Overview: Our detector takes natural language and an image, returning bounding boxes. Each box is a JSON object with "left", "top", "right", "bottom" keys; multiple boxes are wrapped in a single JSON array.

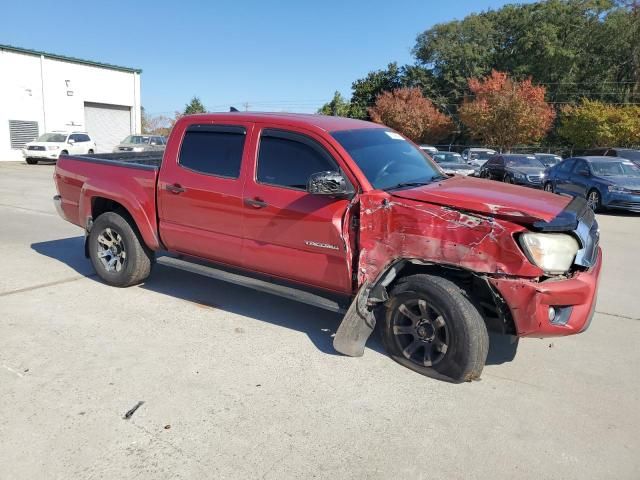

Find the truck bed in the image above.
[
  {"left": 68, "top": 151, "right": 163, "bottom": 170},
  {"left": 54, "top": 153, "right": 160, "bottom": 248}
]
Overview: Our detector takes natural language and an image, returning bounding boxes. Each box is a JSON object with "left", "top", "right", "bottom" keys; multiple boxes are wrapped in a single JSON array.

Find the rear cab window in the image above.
[{"left": 178, "top": 125, "right": 246, "bottom": 178}]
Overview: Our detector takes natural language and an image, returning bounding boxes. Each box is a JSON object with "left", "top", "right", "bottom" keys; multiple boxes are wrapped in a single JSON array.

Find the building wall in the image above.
[{"left": 0, "top": 49, "right": 141, "bottom": 160}]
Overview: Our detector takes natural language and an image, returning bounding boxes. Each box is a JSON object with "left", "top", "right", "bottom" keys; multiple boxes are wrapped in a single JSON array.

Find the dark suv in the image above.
[{"left": 479, "top": 154, "right": 547, "bottom": 188}]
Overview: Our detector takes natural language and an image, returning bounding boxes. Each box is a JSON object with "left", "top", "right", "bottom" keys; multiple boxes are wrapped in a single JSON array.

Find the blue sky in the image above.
[{"left": 2, "top": 0, "right": 525, "bottom": 116}]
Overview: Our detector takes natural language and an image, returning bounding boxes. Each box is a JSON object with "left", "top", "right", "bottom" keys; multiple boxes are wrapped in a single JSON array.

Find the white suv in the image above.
[{"left": 22, "top": 131, "right": 97, "bottom": 164}]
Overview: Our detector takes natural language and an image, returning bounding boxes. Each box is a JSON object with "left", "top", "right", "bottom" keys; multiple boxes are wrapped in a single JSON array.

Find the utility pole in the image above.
[{"left": 243, "top": 102, "right": 250, "bottom": 112}]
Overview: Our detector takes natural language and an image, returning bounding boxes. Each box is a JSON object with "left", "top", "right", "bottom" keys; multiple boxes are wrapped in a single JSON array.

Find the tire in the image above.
[
  {"left": 88, "top": 211, "right": 153, "bottom": 287},
  {"left": 544, "top": 182, "right": 554, "bottom": 193},
  {"left": 504, "top": 175, "right": 513, "bottom": 184},
  {"left": 586, "top": 189, "right": 602, "bottom": 212},
  {"left": 61, "top": 150, "right": 68, "bottom": 156},
  {"left": 379, "top": 274, "right": 489, "bottom": 383},
  {"left": 25, "top": 158, "right": 38, "bottom": 165},
  {"left": 88, "top": 149, "right": 94, "bottom": 154}
]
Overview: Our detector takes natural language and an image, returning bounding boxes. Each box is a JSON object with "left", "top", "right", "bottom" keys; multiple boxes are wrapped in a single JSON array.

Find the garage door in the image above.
[{"left": 84, "top": 102, "right": 132, "bottom": 153}]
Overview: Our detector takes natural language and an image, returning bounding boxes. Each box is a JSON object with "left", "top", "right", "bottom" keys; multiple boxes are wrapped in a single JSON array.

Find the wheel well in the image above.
[
  {"left": 376, "top": 260, "right": 517, "bottom": 335},
  {"left": 86, "top": 197, "right": 138, "bottom": 257}
]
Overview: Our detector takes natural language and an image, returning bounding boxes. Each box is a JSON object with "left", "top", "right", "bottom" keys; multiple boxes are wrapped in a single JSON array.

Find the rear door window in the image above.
[
  {"left": 178, "top": 125, "right": 246, "bottom": 178},
  {"left": 257, "top": 129, "right": 338, "bottom": 190},
  {"left": 558, "top": 159, "right": 576, "bottom": 173}
]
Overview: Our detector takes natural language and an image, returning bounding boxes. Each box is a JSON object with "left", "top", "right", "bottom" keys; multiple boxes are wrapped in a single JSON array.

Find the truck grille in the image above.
[{"left": 527, "top": 175, "right": 542, "bottom": 183}]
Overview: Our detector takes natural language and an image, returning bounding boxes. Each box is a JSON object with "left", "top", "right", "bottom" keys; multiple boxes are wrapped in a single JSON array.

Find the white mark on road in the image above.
[{"left": 2, "top": 365, "right": 24, "bottom": 378}]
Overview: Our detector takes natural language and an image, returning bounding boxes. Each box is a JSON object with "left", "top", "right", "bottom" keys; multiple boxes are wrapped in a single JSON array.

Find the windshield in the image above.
[
  {"left": 433, "top": 152, "right": 463, "bottom": 164},
  {"left": 122, "top": 135, "right": 151, "bottom": 144},
  {"left": 332, "top": 129, "right": 444, "bottom": 190},
  {"left": 591, "top": 161, "right": 640, "bottom": 177},
  {"left": 537, "top": 155, "right": 561, "bottom": 166},
  {"left": 471, "top": 150, "right": 495, "bottom": 160},
  {"left": 618, "top": 150, "right": 640, "bottom": 161},
  {"left": 505, "top": 156, "right": 544, "bottom": 168},
  {"left": 36, "top": 133, "right": 67, "bottom": 142}
]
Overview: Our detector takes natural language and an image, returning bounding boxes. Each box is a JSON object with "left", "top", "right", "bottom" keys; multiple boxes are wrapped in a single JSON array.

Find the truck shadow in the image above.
[{"left": 31, "top": 236, "right": 517, "bottom": 364}]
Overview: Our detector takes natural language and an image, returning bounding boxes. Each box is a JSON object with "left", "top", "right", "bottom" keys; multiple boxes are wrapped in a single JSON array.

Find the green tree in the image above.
[
  {"left": 412, "top": 0, "right": 635, "bottom": 106},
  {"left": 183, "top": 96, "right": 207, "bottom": 115},
  {"left": 559, "top": 99, "right": 640, "bottom": 147},
  {"left": 317, "top": 91, "right": 352, "bottom": 116}
]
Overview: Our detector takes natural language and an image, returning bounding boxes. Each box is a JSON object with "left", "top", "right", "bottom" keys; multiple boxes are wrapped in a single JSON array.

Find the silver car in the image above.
[{"left": 113, "top": 135, "right": 166, "bottom": 153}]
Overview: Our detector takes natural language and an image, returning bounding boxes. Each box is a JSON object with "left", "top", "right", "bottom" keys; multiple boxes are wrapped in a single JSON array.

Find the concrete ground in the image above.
[{"left": 0, "top": 161, "right": 638, "bottom": 480}]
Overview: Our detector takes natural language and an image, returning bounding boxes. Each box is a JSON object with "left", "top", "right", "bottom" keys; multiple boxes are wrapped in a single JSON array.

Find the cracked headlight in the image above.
[{"left": 519, "top": 233, "right": 579, "bottom": 274}]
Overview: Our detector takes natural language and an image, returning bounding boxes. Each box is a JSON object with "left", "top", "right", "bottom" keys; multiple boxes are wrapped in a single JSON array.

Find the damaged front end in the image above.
[{"left": 333, "top": 189, "right": 601, "bottom": 357}]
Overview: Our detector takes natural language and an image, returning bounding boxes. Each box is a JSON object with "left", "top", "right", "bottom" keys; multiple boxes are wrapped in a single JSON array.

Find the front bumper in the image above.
[
  {"left": 512, "top": 177, "right": 543, "bottom": 189},
  {"left": 23, "top": 149, "right": 60, "bottom": 159},
  {"left": 603, "top": 191, "right": 640, "bottom": 212},
  {"left": 489, "top": 248, "right": 602, "bottom": 337}
]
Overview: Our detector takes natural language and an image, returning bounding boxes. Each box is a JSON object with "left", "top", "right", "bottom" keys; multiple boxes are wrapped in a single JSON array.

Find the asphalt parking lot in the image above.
[{"left": 1, "top": 161, "right": 639, "bottom": 479}]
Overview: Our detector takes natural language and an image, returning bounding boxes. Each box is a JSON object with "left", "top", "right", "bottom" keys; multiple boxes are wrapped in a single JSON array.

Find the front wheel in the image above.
[
  {"left": 586, "top": 189, "right": 602, "bottom": 212},
  {"left": 25, "top": 158, "right": 38, "bottom": 165},
  {"left": 88, "top": 211, "right": 153, "bottom": 287},
  {"left": 379, "top": 274, "right": 489, "bottom": 383},
  {"left": 504, "top": 175, "right": 513, "bottom": 184},
  {"left": 544, "top": 182, "right": 554, "bottom": 193}
]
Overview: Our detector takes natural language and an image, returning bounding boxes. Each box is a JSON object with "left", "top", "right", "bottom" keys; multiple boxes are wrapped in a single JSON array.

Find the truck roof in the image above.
[{"left": 182, "top": 112, "right": 381, "bottom": 132}]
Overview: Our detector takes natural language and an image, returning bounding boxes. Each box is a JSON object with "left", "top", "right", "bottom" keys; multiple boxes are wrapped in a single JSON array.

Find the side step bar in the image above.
[{"left": 156, "top": 256, "right": 347, "bottom": 314}]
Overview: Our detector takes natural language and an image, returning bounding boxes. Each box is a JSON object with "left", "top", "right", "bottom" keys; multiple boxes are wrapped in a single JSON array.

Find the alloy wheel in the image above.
[
  {"left": 390, "top": 298, "right": 449, "bottom": 367},
  {"left": 96, "top": 227, "right": 127, "bottom": 273}
]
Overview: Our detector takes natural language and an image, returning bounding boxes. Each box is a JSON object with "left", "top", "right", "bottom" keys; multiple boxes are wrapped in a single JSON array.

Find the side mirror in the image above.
[
  {"left": 68, "top": 139, "right": 75, "bottom": 144},
  {"left": 307, "top": 171, "right": 353, "bottom": 198}
]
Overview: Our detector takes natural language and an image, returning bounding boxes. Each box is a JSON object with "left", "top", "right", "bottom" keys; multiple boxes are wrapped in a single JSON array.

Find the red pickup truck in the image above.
[{"left": 53, "top": 113, "right": 602, "bottom": 382}]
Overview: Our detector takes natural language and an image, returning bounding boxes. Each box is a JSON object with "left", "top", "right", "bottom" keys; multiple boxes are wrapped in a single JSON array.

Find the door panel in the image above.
[
  {"left": 242, "top": 127, "right": 353, "bottom": 293},
  {"left": 158, "top": 123, "right": 253, "bottom": 266}
]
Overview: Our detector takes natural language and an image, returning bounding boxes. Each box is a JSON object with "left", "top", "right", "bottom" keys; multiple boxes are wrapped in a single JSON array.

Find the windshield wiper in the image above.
[{"left": 384, "top": 176, "right": 446, "bottom": 191}]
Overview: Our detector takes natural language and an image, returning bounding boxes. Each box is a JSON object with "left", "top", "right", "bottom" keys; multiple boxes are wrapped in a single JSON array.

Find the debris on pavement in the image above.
[{"left": 123, "top": 401, "right": 145, "bottom": 420}]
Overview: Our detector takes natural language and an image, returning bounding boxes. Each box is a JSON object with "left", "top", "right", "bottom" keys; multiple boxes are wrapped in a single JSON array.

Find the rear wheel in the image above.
[
  {"left": 379, "top": 274, "right": 489, "bottom": 383},
  {"left": 587, "top": 189, "right": 602, "bottom": 212},
  {"left": 88, "top": 211, "right": 153, "bottom": 287},
  {"left": 25, "top": 158, "right": 38, "bottom": 165}
]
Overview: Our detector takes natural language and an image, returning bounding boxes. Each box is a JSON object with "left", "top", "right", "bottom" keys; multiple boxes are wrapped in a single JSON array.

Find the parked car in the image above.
[
  {"left": 544, "top": 156, "right": 640, "bottom": 212},
  {"left": 419, "top": 144, "right": 438, "bottom": 155},
  {"left": 432, "top": 152, "right": 476, "bottom": 176},
  {"left": 462, "top": 148, "right": 497, "bottom": 168},
  {"left": 479, "top": 154, "right": 546, "bottom": 188},
  {"left": 22, "top": 131, "right": 96, "bottom": 164},
  {"left": 535, "top": 153, "right": 563, "bottom": 167},
  {"left": 583, "top": 147, "right": 640, "bottom": 167},
  {"left": 113, "top": 135, "right": 166, "bottom": 153},
  {"left": 52, "top": 113, "right": 601, "bottom": 383}
]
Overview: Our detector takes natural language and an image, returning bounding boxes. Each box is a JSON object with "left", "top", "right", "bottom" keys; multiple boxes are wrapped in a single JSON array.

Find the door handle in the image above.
[
  {"left": 244, "top": 197, "right": 268, "bottom": 209},
  {"left": 166, "top": 183, "right": 185, "bottom": 194}
]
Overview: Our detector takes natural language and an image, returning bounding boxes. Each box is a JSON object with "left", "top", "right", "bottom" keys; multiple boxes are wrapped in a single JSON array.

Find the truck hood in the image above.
[{"left": 391, "top": 175, "right": 570, "bottom": 223}]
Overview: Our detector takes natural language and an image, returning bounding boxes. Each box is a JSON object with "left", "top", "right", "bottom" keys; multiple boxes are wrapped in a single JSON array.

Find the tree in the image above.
[
  {"left": 317, "top": 91, "right": 352, "bottom": 117},
  {"left": 368, "top": 87, "right": 454, "bottom": 143},
  {"left": 183, "top": 96, "right": 206, "bottom": 115},
  {"left": 412, "top": 1, "right": 636, "bottom": 106},
  {"left": 558, "top": 99, "right": 640, "bottom": 147},
  {"left": 458, "top": 71, "right": 555, "bottom": 151}
]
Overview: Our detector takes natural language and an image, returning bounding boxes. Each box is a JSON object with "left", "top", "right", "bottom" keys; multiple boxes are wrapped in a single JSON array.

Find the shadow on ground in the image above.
[{"left": 31, "top": 236, "right": 518, "bottom": 364}]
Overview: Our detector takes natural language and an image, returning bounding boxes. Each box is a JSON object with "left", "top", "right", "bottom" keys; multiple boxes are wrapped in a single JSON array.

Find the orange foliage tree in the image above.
[
  {"left": 368, "top": 87, "right": 454, "bottom": 143},
  {"left": 458, "top": 70, "right": 555, "bottom": 151}
]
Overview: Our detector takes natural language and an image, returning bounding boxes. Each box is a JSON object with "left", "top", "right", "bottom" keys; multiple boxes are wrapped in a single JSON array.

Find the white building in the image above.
[{"left": 0, "top": 44, "right": 141, "bottom": 161}]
